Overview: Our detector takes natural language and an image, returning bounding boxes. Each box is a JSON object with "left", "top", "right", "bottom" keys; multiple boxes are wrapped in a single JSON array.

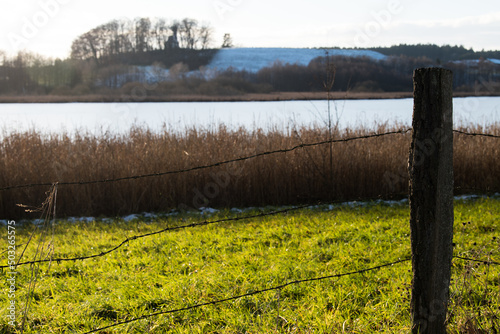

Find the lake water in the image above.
[{"left": 1, "top": 97, "right": 499, "bottom": 136}]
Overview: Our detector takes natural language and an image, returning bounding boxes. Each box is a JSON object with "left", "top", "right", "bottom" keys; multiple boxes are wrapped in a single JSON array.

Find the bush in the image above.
[
  {"left": 50, "top": 86, "right": 73, "bottom": 96},
  {"left": 352, "top": 80, "right": 383, "bottom": 93},
  {"left": 120, "top": 82, "right": 152, "bottom": 100},
  {"left": 71, "top": 84, "right": 92, "bottom": 95}
]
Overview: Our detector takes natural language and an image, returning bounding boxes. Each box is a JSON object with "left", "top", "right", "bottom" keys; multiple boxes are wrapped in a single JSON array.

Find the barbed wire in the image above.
[
  {"left": 81, "top": 257, "right": 411, "bottom": 334},
  {"left": 453, "top": 129, "right": 500, "bottom": 139},
  {"left": 2, "top": 125, "right": 498, "bottom": 333},
  {"left": 0, "top": 129, "right": 411, "bottom": 192},
  {"left": 0, "top": 129, "right": 497, "bottom": 193},
  {"left": 3, "top": 195, "right": 412, "bottom": 269},
  {"left": 4, "top": 200, "right": 497, "bottom": 331},
  {"left": 78, "top": 253, "right": 498, "bottom": 333},
  {"left": 0, "top": 203, "right": 323, "bottom": 269},
  {"left": 3, "top": 189, "right": 496, "bottom": 270},
  {"left": 453, "top": 255, "right": 500, "bottom": 266}
]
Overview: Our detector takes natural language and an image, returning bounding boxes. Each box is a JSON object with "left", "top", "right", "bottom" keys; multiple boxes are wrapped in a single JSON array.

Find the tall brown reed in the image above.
[{"left": 0, "top": 123, "right": 498, "bottom": 219}]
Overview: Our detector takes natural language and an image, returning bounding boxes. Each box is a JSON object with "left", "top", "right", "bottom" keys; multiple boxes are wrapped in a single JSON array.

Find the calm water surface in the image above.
[{"left": 0, "top": 97, "right": 499, "bottom": 136}]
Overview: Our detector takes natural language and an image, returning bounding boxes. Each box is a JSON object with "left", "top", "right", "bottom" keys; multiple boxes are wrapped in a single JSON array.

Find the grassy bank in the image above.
[
  {"left": 0, "top": 123, "right": 499, "bottom": 219},
  {"left": 0, "top": 199, "right": 498, "bottom": 333},
  {"left": 1, "top": 91, "right": 499, "bottom": 103},
  {"left": 0, "top": 92, "right": 413, "bottom": 103}
]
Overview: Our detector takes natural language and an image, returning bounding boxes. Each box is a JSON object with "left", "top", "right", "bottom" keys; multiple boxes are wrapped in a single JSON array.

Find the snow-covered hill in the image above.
[
  {"left": 206, "top": 47, "right": 388, "bottom": 72},
  {"left": 104, "top": 48, "right": 500, "bottom": 87}
]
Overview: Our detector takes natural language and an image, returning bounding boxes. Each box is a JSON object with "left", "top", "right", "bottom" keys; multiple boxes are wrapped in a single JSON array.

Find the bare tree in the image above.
[
  {"left": 135, "top": 18, "right": 152, "bottom": 52},
  {"left": 169, "top": 62, "right": 188, "bottom": 80},
  {"left": 179, "top": 18, "right": 198, "bottom": 49},
  {"left": 71, "top": 31, "right": 99, "bottom": 61},
  {"left": 0, "top": 50, "right": 5, "bottom": 66},
  {"left": 199, "top": 25, "right": 213, "bottom": 49},
  {"left": 117, "top": 19, "right": 134, "bottom": 53},
  {"left": 152, "top": 18, "right": 168, "bottom": 50},
  {"left": 70, "top": 16, "right": 213, "bottom": 61},
  {"left": 222, "top": 33, "right": 233, "bottom": 48}
]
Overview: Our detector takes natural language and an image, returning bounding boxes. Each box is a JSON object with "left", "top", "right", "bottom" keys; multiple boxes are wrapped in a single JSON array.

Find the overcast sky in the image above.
[{"left": 1, "top": 0, "right": 500, "bottom": 59}]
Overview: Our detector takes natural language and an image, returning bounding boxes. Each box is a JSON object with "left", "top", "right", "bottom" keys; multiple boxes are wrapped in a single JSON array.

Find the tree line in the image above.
[
  {"left": 368, "top": 44, "right": 500, "bottom": 63},
  {"left": 71, "top": 17, "right": 214, "bottom": 65},
  {"left": 0, "top": 17, "right": 217, "bottom": 95},
  {"left": 249, "top": 54, "right": 500, "bottom": 93},
  {"left": 0, "top": 51, "right": 81, "bottom": 95},
  {"left": 99, "top": 54, "right": 500, "bottom": 97},
  {"left": 1, "top": 37, "right": 500, "bottom": 97}
]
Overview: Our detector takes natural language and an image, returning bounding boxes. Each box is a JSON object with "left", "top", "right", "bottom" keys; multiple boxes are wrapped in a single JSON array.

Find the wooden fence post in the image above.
[{"left": 409, "top": 68, "right": 454, "bottom": 334}]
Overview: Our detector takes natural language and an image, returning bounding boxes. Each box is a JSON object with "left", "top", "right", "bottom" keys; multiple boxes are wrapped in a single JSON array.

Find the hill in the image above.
[
  {"left": 206, "top": 48, "right": 387, "bottom": 72},
  {"left": 2, "top": 44, "right": 500, "bottom": 98}
]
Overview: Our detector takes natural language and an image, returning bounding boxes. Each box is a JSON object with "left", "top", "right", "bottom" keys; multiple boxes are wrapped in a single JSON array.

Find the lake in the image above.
[{"left": 1, "top": 97, "right": 499, "bottom": 136}]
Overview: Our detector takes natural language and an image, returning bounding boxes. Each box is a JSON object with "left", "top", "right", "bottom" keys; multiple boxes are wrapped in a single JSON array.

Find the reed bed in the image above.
[{"left": 0, "top": 123, "right": 499, "bottom": 219}]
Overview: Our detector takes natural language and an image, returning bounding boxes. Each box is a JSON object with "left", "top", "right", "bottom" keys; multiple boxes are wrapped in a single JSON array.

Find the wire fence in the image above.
[
  {"left": 453, "top": 129, "right": 500, "bottom": 138},
  {"left": 81, "top": 258, "right": 413, "bottom": 334},
  {"left": 0, "top": 128, "right": 498, "bottom": 192},
  {"left": 79, "top": 254, "right": 499, "bottom": 334},
  {"left": 3, "top": 203, "right": 315, "bottom": 269},
  {"left": 0, "top": 129, "right": 411, "bottom": 191},
  {"left": 1, "top": 126, "right": 499, "bottom": 333}
]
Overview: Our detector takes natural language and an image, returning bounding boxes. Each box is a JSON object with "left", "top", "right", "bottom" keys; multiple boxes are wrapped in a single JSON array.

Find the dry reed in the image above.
[{"left": 0, "top": 123, "right": 498, "bottom": 219}]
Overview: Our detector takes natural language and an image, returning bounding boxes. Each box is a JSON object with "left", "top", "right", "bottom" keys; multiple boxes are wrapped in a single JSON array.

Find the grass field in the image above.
[{"left": 1, "top": 197, "right": 498, "bottom": 333}]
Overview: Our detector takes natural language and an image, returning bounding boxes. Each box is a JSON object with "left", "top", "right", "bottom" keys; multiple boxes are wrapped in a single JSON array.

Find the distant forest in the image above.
[
  {"left": 241, "top": 53, "right": 500, "bottom": 93},
  {"left": 1, "top": 17, "right": 500, "bottom": 98},
  {"left": 368, "top": 44, "right": 500, "bottom": 63}
]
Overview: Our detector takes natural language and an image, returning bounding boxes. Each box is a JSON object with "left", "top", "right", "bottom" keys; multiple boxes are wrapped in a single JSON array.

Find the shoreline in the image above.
[{"left": 0, "top": 91, "right": 498, "bottom": 103}]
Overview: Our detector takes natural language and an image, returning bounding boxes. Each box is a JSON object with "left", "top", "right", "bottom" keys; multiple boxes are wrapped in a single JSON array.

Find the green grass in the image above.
[{"left": 1, "top": 198, "right": 499, "bottom": 333}]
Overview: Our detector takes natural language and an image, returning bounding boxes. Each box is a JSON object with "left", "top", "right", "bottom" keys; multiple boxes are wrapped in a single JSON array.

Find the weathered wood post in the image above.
[{"left": 409, "top": 68, "right": 454, "bottom": 334}]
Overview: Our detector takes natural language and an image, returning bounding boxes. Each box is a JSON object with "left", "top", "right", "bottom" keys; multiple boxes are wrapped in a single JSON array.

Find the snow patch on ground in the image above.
[
  {"left": 67, "top": 217, "right": 96, "bottom": 223},
  {"left": 230, "top": 208, "right": 243, "bottom": 214},
  {"left": 207, "top": 47, "right": 388, "bottom": 73},
  {"left": 7, "top": 193, "right": 498, "bottom": 225},
  {"left": 316, "top": 198, "right": 409, "bottom": 212},
  {"left": 199, "top": 207, "right": 219, "bottom": 215},
  {"left": 455, "top": 193, "right": 500, "bottom": 201},
  {"left": 103, "top": 49, "right": 500, "bottom": 87},
  {"left": 487, "top": 58, "right": 500, "bottom": 65},
  {"left": 450, "top": 58, "right": 500, "bottom": 66},
  {"left": 123, "top": 214, "right": 140, "bottom": 222}
]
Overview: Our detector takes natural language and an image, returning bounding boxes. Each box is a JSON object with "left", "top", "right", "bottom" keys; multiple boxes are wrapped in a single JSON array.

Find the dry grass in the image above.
[
  {"left": 0, "top": 123, "right": 499, "bottom": 219},
  {"left": 0, "top": 92, "right": 412, "bottom": 103},
  {"left": 4, "top": 91, "right": 500, "bottom": 103},
  {"left": 1, "top": 92, "right": 499, "bottom": 103},
  {"left": 454, "top": 126, "right": 500, "bottom": 194}
]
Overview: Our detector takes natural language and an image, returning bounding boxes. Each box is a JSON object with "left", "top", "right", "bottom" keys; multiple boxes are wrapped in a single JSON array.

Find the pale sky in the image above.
[{"left": 1, "top": 0, "right": 500, "bottom": 59}]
